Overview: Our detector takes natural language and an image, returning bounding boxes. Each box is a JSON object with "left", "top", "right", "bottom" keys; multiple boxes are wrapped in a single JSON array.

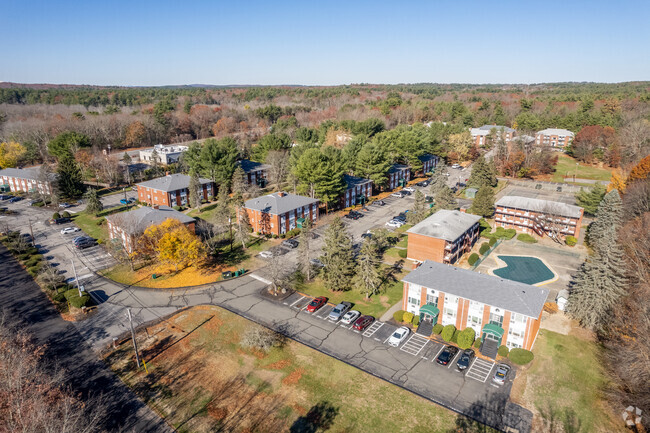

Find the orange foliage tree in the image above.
[
  {"left": 627, "top": 155, "right": 650, "bottom": 184},
  {"left": 124, "top": 121, "right": 146, "bottom": 147}
]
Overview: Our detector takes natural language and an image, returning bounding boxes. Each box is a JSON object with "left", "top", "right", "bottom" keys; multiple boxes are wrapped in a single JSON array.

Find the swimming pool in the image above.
[{"left": 492, "top": 255, "right": 555, "bottom": 285}]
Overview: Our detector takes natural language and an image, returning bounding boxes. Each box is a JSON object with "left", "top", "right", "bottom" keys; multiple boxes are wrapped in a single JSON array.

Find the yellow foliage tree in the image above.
[
  {"left": 447, "top": 132, "right": 473, "bottom": 162},
  {"left": 608, "top": 170, "right": 626, "bottom": 193},
  {"left": 140, "top": 219, "right": 206, "bottom": 271},
  {"left": 0, "top": 141, "right": 26, "bottom": 168}
]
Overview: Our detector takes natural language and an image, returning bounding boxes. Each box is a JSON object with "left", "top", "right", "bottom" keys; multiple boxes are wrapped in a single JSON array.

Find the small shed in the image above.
[
  {"left": 465, "top": 188, "right": 478, "bottom": 198},
  {"left": 556, "top": 289, "right": 570, "bottom": 311}
]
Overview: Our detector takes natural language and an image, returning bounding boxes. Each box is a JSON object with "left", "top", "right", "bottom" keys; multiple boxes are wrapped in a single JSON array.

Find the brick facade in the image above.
[{"left": 137, "top": 182, "right": 213, "bottom": 207}]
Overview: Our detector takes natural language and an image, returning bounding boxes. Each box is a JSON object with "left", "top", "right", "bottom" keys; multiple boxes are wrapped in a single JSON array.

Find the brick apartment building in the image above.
[
  {"left": 470, "top": 125, "right": 515, "bottom": 147},
  {"left": 238, "top": 159, "right": 271, "bottom": 187},
  {"left": 139, "top": 144, "right": 188, "bottom": 165},
  {"left": 402, "top": 260, "right": 548, "bottom": 351},
  {"left": 406, "top": 210, "right": 481, "bottom": 265},
  {"left": 341, "top": 174, "right": 373, "bottom": 208},
  {"left": 418, "top": 153, "right": 439, "bottom": 175},
  {"left": 106, "top": 205, "right": 196, "bottom": 253},
  {"left": 495, "top": 196, "right": 584, "bottom": 239},
  {"left": 387, "top": 164, "right": 410, "bottom": 190},
  {"left": 242, "top": 191, "right": 319, "bottom": 236},
  {"left": 0, "top": 167, "right": 55, "bottom": 195},
  {"left": 136, "top": 173, "right": 214, "bottom": 207},
  {"left": 535, "top": 128, "right": 574, "bottom": 148}
]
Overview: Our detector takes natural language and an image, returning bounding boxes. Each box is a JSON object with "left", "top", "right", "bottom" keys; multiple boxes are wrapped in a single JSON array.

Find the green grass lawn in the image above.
[
  {"left": 550, "top": 154, "right": 613, "bottom": 183},
  {"left": 72, "top": 204, "right": 134, "bottom": 242},
  {"left": 296, "top": 266, "right": 405, "bottom": 318},
  {"left": 395, "top": 235, "right": 408, "bottom": 248},
  {"left": 517, "top": 329, "right": 622, "bottom": 432}
]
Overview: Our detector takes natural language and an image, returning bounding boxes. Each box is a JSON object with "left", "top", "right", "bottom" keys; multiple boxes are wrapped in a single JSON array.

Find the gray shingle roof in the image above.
[
  {"left": 238, "top": 159, "right": 271, "bottom": 173},
  {"left": 478, "top": 124, "right": 515, "bottom": 133},
  {"left": 106, "top": 205, "right": 195, "bottom": 235},
  {"left": 244, "top": 192, "right": 319, "bottom": 215},
  {"left": 343, "top": 174, "right": 372, "bottom": 189},
  {"left": 388, "top": 164, "right": 409, "bottom": 174},
  {"left": 536, "top": 128, "right": 574, "bottom": 137},
  {"left": 402, "top": 260, "right": 549, "bottom": 318},
  {"left": 0, "top": 166, "right": 56, "bottom": 182},
  {"left": 496, "top": 196, "right": 583, "bottom": 218},
  {"left": 418, "top": 153, "right": 437, "bottom": 162},
  {"left": 407, "top": 210, "right": 481, "bottom": 242},
  {"left": 136, "top": 173, "right": 212, "bottom": 192}
]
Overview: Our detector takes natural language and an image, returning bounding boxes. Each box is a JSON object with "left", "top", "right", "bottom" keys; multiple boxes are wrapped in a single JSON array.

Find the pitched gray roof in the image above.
[
  {"left": 407, "top": 210, "right": 481, "bottom": 242},
  {"left": 388, "top": 164, "right": 409, "bottom": 173},
  {"left": 402, "top": 260, "right": 549, "bottom": 318},
  {"left": 478, "top": 124, "right": 515, "bottom": 133},
  {"left": 496, "top": 196, "right": 583, "bottom": 219},
  {"left": 536, "top": 128, "right": 574, "bottom": 137},
  {"left": 344, "top": 174, "right": 372, "bottom": 189},
  {"left": 238, "top": 159, "right": 271, "bottom": 173},
  {"left": 136, "top": 173, "right": 212, "bottom": 192},
  {"left": 106, "top": 205, "right": 195, "bottom": 235},
  {"left": 0, "top": 166, "right": 56, "bottom": 182},
  {"left": 244, "top": 192, "right": 319, "bottom": 215},
  {"left": 418, "top": 153, "right": 437, "bottom": 162}
]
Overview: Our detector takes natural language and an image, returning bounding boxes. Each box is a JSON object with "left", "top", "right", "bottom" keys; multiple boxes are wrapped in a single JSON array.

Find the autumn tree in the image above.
[
  {"left": 297, "top": 218, "right": 313, "bottom": 281},
  {"left": 140, "top": 218, "right": 206, "bottom": 271},
  {"left": 234, "top": 206, "right": 252, "bottom": 250},
  {"left": 446, "top": 131, "right": 473, "bottom": 162},
  {"left": 626, "top": 154, "right": 650, "bottom": 185},
  {"left": 265, "top": 150, "right": 290, "bottom": 191},
  {"left": 124, "top": 121, "right": 147, "bottom": 147},
  {"left": 571, "top": 125, "right": 617, "bottom": 165},
  {"left": 320, "top": 217, "right": 356, "bottom": 291},
  {"left": 0, "top": 141, "right": 26, "bottom": 168}
]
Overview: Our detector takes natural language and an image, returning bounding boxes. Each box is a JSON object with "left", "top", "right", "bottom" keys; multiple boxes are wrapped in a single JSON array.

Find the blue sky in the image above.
[{"left": 2, "top": 0, "right": 649, "bottom": 86}]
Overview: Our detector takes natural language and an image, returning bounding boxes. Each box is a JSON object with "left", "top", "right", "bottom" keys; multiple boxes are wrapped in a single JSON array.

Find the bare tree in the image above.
[
  {"left": 265, "top": 150, "right": 289, "bottom": 191},
  {"left": 537, "top": 203, "right": 572, "bottom": 243}
]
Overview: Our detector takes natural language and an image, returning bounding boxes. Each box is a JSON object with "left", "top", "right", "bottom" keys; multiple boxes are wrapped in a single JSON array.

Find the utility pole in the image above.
[
  {"left": 228, "top": 217, "right": 233, "bottom": 251},
  {"left": 71, "top": 258, "right": 83, "bottom": 297},
  {"left": 28, "top": 219, "right": 35, "bottom": 247},
  {"left": 126, "top": 308, "right": 141, "bottom": 368}
]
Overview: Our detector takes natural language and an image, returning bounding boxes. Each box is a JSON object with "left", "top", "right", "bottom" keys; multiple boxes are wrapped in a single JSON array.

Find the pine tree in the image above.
[
  {"left": 429, "top": 159, "right": 448, "bottom": 195},
  {"left": 575, "top": 183, "right": 606, "bottom": 216},
  {"left": 408, "top": 190, "right": 428, "bottom": 224},
  {"left": 122, "top": 152, "right": 132, "bottom": 185},
  {"left": 211, "top": 186, "right": 231, "bottom": 238},
  {"left": 588, "top": 189, "right": 622, "bottom": 246},
  {"left": 433, "top": 185, "right": 456, "bottom": 211},
  {"left": 188, "top": 169, "right": 201, "bottom": 210},
  {"left": 468, "top": 156, "right": 497, "bottom": 188},
  {"left": 469, "top": 186, "right": 495, "bottom": 217},
  {"left": 297, "top": 218, "right": 313, "bottom": 280},
  {"left": 355, "top": 239, "right": 382, "bottom": 299},
  {"left": 321, "top": 217, "right": 356, "bottom": 291},
  {"left": 57, "top": 152, "right": 84, "bottom": 199},
  {"left": 84, "top": 188, "right": 103, "bottom": 216},
  {"left": 231, "top": 166, "right": 248, "bottom": 198}
]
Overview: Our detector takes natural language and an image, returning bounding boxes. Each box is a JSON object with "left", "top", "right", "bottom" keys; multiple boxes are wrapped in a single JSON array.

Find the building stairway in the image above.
[
  {"left": 480, "top": 338, "right": 499, "bottom": 359},
  {"left": 416, "top": 320, "right": 433, "bottom": 336}
]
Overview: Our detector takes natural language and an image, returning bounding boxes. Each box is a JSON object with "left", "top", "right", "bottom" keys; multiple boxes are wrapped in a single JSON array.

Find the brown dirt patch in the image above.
[
  {"left": 282, "top": 368, "right": 304, "bottom": 385},
  {"left": 380, "top": 295, "right": 390, "bottom": 307},
  {"left": 207, "top": 403, "right": 228, "bottom": 420},
  {"left": 263, "top": 359, "right": 291, "bottom": 370},
  {"left": 291, "top": 403, "right": 308, "bottom": 416}
]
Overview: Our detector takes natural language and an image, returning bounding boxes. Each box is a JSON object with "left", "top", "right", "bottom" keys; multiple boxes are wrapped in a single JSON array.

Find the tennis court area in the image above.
[{"left": 492, "top": 255, "right": 556, "bottom": 285}]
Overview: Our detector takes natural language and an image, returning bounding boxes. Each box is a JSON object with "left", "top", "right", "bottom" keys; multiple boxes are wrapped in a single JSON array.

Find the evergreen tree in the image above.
[
  {"left": 589, "top": 190, "right": 623, "bottom": 249},
  {"left": 320, "top": 217, "right": 356, "bottom": 291},
  {"left": 188, "top": 169, "right": 201, "bottom": 210},
  {"left": 575, "top": 183, "right": 607, "bottom": 216},
  {"left": 355, "top": 143, "right": 390, "bottom": 189},
  {"left": 469, "top": 186, "right": 495, "bottom": 217},
  {"left": 57, "top": 152, "right": 84, "bottom": 199},
  {"left": 433, "top": 185, "right": 457, "bottom": 211},
  {"left": 408, "top": 190, "right": 428, "bottom": 224},
  {"left": 231, "top": 166, "right": 248, "bottom": 198},
  {"left": 428, "top": 159, "right": 448, "bottom": 196},
  {"left": 355, "top": 239, "right": 382, "bottom": 299},
  {"left": 122, "top": 152, "right": 132, "bottom": 185},
  {"left": 297, "top": 218, "right": 313, "bottom": 280},
  {"left": 84, "top": 188, "right": 103, "bottom": 216},
  {"left": 468, "top": 155, "right": 498, "bottom": 188},
  {"left": 211, "top": 186, "right": 231, "bottom": 238}
]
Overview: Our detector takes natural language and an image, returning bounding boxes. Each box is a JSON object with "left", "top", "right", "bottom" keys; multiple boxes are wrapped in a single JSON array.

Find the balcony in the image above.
[{"left": 445, "top": 244, "right": 452, "bottom": 251}]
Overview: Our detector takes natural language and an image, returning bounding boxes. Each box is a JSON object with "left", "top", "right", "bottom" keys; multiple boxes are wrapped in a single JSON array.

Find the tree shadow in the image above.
[
  {"left": 450, "top": 392, "right": 532, "bottom": 433},
  {"left": 289, "top": 401, "right": 339, "bottom": 433}
]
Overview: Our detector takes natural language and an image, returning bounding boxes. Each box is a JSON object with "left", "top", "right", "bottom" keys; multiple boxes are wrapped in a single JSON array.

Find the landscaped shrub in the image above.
[
  {"left": 473, "top": 338, "right": 482, "bottom": 349},
  {"left": 468, "top": 253, "right": 480, "bottom": 266},
  {"left": 412, "top": 316, "right": 420, "bottom": 326},
  {"left": 398, "top": 249, "right": 407, "bottom": 258},
  {"left": 489, "top": 237, "right": 497, "bottom": 247},
  {"left": 52, "top": 292, "right": 65, "bottom": 303},
  {"left": 451, "top": 329, "right": 460, "bottom": 343},
  {"left": 441, "top": 324, "right": 456, "bottom": 342},
  {"left": 432, "top": 324, "right": 444, "bottom": 335},
  {"left": 565, "top": 236, "right": 577, "bottom": 246},
  {"left": 393, "top": 310, "right": 405, "bottom": 322},
  {"left": 479, "top": 218, "right": 492, "bottom": 237},
  {"left": 497, "top": 345, "right": 509, "bottom": 357},
  {"left": 402, "top": 312, "right": 414, "bottom": 324},
  {"left": 503, "top": 228, "right": 516, "bottom": 239},
  {"left": 479, "top": 242, "right": 490, "bottom": 255},
  {"left": 173, "top": 206, "right": 181, "bottom": 211},
  {"left": 457, "top": 328, "right": 476, "bottom": 350},
  {"left": 52, "top": 212, "right": 61, "bottom": 220},
  {"left": 64, "top": 288, "right": 90, "bottom": 309},
  {"left": 517, "top": 233, "right": 538, "bottom": 244},
  {"left": 61, "top": 211, "right": 71, "bottom": 218},
  {"left": 509, "top": 348, "right": 534, "bottom": 365}
]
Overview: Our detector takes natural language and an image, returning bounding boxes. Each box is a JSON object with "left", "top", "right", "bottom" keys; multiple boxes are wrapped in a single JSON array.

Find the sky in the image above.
[{"left": 2, "top": 0, "right": 649, "bottom": 86}]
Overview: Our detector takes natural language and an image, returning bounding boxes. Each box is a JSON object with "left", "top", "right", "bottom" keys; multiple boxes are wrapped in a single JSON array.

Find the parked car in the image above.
[
  {"left": 403, "top": 186, "right": 415, "bottom": 192},
  {"left": 436, "top": 345, "right": 460, "bottom": 365},
  {"left": 361, "top": 231, "right": 372, "bottom": 240},
  {"left": 53, "top": 217, "right": 71, "bottom": 225},
  {"left": 456, "top": 349, "right": 475, "bottom": 371},
  {"left": 73, "top": 236, "right": 89, "bottom": 244},
  {"left": 306, "top": 296, "right": 328, "bottom": 313},
  {"left": 492, "top": 363, "right": 511, "bottom": 385},
  {"left": 131, "top": 186, "right": 137, "bottom": 191},
  {"left": 344, "top": 212, "right": 359, "bottom": 220},
  {"left": 351, "top": 210, "right": 363, "bottom": 218},
  {"left": 451, "top": 164, "right": 461, "bottom": 169},
  {"left": 29, "top": 198, "right": 43, "bottom": 206},
  {"left": 259, "top": 250, "right": 273, "bottom": 259},
  {"left": 0, "top": 194, "right": 10, "bottom": 201},
  {"left": 387, "top": 326, "right": 410, "bottom": 347},
  {"left": 59, "top": 202, "right": 73, "bottom": 208},
  {"left": 556, "top": 186, "right": 562, "bottom": 192},
  {"left": 119, "top": 198, "right": 130, "bottom": 205},
  {"left": 75, "top": 238, "right": 96, "bottom": 249},
  {"left": 73, "top": 236, "right": 93, "bottom": 246},
  {"left": 328, "top": 302, "right": 352, "bottom": 321},
  {"left": 282, "top": 238, "right": 299, "bottom": 249},
  {"left": 61, "top": 227, "right": 81, "bottom": 235},
  {"left": 373, "top": 199, "right": 385, "bottom": 206},
  {"left": 353, "top": 315, "right": 375, "bottom": 331},
  {"left": 341, "top": 310, "right": 360, "bottom": 325},
  {"left": 309, "top": 258, "right": 325, "bottom": 268},
  {"left": 385, "top": 219, "right": 404, "bottom": 228},
  {"left": 391, "top": 191, "right": 405, "bottom": 198},
  {"left": 9, "top": 196, "right": 23, "bottom": 203}
]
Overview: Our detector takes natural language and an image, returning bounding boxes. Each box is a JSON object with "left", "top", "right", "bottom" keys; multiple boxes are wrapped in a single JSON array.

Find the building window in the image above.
[
  {"left": 426, "top": 293, "right": 438, "bottom": 305},
  {"left": 489, "top": 311, "right": 504, "bottom": 327},
  {"left": 408, "top": 296, "right": 419, "bottom": 306}
]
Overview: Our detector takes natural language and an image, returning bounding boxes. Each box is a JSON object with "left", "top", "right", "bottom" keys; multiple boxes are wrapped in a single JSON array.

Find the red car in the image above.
[
  {"left": 306, "top": 296, "right": 328, "bottom": 313},
  {"left": 353, "top": 315, "right": 375, "bottom": 331}
]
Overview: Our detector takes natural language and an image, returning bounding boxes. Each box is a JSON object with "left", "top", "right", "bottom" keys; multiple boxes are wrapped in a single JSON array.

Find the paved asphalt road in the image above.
[{"left": 0, "top": 245, "right": 173, "bottom": 433}]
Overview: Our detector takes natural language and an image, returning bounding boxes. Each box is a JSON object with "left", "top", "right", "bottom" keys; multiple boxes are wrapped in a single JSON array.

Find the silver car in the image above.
[
  {"left": 328, "top": 302, "right": 352, "bottom": 321},
  {"left": 340, "top": 310, "right": 361, "bottom": 325},
  {"left": 492, "top": 363, "right": 511, "bottom": 385}
]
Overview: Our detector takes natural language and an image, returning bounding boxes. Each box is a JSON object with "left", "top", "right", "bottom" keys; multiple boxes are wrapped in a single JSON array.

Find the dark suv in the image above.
[{"left": 75, "top": 238, "right": 96, "bottom": 249}]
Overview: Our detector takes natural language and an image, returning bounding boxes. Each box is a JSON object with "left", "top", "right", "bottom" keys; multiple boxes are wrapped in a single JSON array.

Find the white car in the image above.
[
  {"left": 259, "top": 250, "right": 273, "bottom": 259},
  {"left": 385, "top": 219, "right": 404, "bottom": 228},
  {"left": 387, "top": 326, "right": 410, "bottom": 347},
  {"left": 60, "top": 227, "right": 80, "bottom": 235},
  {"left": 340, "top": 310, "right": 361, "bottom": 325},
  {"left": 451, "top": 164, "right": 461, "bottom": 169},
  {"left": 403, "top": 186, "right": 415, "bottom": 192}
]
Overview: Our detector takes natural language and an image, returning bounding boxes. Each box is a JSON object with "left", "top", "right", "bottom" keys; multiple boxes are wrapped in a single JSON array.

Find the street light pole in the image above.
[
  {"left": 228, "top": 217, "right": 233, "bottom": 252},
  {"left": 71, "top": 258, "right": 83, "bottom": 297},
  {"left": 126, "top": 308, "right": 141, "bottom": 368}
]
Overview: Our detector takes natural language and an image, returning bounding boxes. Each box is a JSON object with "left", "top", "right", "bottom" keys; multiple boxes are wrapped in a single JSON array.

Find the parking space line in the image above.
[
  {"left": 465, "top": 358, "right": 495, "bottom": 383},
  {"left": 448, "top": 350, "right": 461, "bottom": 368},
  {"left": 289, "top": 297, "right": 303, "bottom": 307},
  {"left": 362, "top": 321, "right": 384, "bottom": 337},
  {"left": 400, "top": 334, "right": 429, "bottom": 356},
  {"left": 431, "top": 345, "right": 445, "bottom": 363}
]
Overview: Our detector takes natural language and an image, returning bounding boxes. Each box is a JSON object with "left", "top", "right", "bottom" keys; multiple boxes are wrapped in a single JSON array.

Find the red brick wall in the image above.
[{"left": 407, "top": 233, "right": 446, "bottom": 263}]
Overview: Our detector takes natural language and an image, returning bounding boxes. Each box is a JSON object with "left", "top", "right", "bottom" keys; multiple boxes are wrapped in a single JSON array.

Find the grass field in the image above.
[
  {"left": 296, "top": 265, "right": 405, "bottom": 318},
  {"left": 550, "top": 154, "right": 613, "bottom": 183},
  {"left": 72, "top": 204, "right": 134, "bottom": 242},
  {"left": 513, "top": 328, "right": 623, "bottom": 432},
  {"left": 106, "top": 306, "right": 458, "bottom": 433}
]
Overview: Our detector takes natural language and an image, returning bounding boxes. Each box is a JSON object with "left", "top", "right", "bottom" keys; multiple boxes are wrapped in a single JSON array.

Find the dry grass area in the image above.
[
  {"left": 102, "top": 262, "right": 230, "bottom": 288},
  {"left": 106, "top": 306, "right": 458, "bottom": 433}
]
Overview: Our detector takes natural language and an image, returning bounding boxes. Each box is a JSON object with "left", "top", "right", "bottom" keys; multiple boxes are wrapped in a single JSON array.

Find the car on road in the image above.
[
  {"left": 282, "top": 238, "right": 299, "bottom": 249},
  {"left": 387, "top": 326, "right": 410, "bottom": 347},
  {"left": 456, "top": 349, "right": 475, "bottom": 371},
  {"left": 306, "top": 296, "right": 328, "bottom": 313},
  {"left": 353, "top": 315, "right": 375, "bottom": 331},
  {"left": 403, "top": 186, "right": 415, "bottom": 193},
  {"left": 373, "top": 199, "right": 385, "bottom": 206},
  {"left": 61, "top": 227, "right": 81, "bottom": 235},
  {"left": 492, "top": 363, "right": 511, "bottom": 385},
  {"left": 451, "top": 164, "right": 461, "bottom": 169},
  {"left": 328, "top": 302, "right": 352, "bottom": 321},
  {"left": 9, "top": 196, "right": 23, "bottom": 203},
  {"left": 391, "top": 191, "right": 405, "bottom": 198},
  {"left": 436, "top": 345, "right": 460, "bottom": 365},
  {"left": 340, "top": 310, "right": 360, "bottom": 325},
  {"left": 385, "top": 219, "right": 404, "bottom": 228},
  {"left": 259, "top": 250, "right": 273, "bottom": 259}
]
